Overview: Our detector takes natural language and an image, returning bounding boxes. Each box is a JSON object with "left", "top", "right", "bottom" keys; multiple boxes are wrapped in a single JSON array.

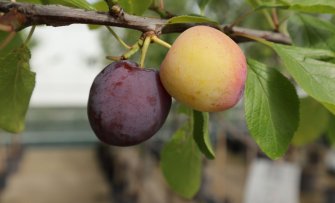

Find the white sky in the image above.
[{"left": 29, "top": 25, "right": 104, "bottom": 107}]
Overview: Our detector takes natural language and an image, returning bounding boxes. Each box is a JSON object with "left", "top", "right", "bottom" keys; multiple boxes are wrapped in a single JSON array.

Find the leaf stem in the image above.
[
  {"left": 106, "top": 26, "right": 131, "bottom": 49},
  {"left": 271, "top": 8, "right": 279, "bottom": 32},
  {"left": 0, "top": 31, "right": 15, "bottom": 50},
  {"left": 151, "top": 35, "right": 171, "bottom": 49},
  {"left": 24, "top": 25, "right": 35, "bottom": 45},
  {"left": 0, "top": 24, "right": 12, "bottom": 32},
  {"left": 229, "top": 9, "right": 254, "bottom": 28},
  {"left": 159, "top": 0, "right": 164, "bottom": 10},
  {"left": 233, "top": 32, "right": 272, "bottom": 46},
  {"left": 255, "top": 0, "right": 275, "bottom": 29},
  {"left": 140, "top": 36, "right": 151, "bottom": 68}
]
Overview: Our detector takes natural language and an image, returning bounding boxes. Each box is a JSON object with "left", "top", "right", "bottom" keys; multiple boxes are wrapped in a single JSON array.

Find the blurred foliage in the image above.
[{"left": 292, "top": 97, "right": 329, "bottom": 146}]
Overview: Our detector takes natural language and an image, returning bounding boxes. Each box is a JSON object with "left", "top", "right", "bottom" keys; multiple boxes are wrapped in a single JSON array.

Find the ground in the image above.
[{"left": 0, "top": 147, "right": 111, "bottom": 203}]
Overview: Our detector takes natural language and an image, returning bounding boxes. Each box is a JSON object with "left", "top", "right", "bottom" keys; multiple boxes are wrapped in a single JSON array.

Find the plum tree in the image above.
[
  {"left": 87, "top": 60, "right": 171, "bottom": 146},
  {"left": 160, "top": 26, "right": 247, "bottom": 112},
  {"left": 1, "top": 0, "right": 335, "bottom": 199}
]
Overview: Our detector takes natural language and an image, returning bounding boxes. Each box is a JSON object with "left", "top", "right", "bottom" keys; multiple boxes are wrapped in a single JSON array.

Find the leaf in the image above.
[
  {"left": 271, "top": 44, "right": 335, "bottom": 60},
  {"left": 244, "top": 59, "right": 299, "bottom": 159},
  {"left": 160, "top": 124, "right": 202, "bottom": 199},
  {"left": 288, "top": 14, "right": 335, "bottom": 52},
  {"left": 92, "top": 0, "right": 109, "bottom": 11},
  {"left": 193, "top": 110, "right": 215, "bottom": 159},
  {"left": 118, "top": 0, "right": 152, "bottom": 15},
  {"left": 292, "top": 97, "right": 329, "bottom": 146},
  {"left": 327, "top": 114, "right": 335, "bottom": 145},
  {"left": 247, "top": 0, "right": 282, "bottom": 7},
  {"left": 167, "top": 15, "right": 219, "bottom": 26},
  {"left": 0, "top": 46, "right": 35, "bottom": 133},
  {"left": 254, "top": 0, "right": 335, "bottom": 14},
  {"left": 41, "top": 0, "right": 95, "bottom": 10},
  {"left": 0, "top": 32, "right": 23, "bottom": 56},
  {"left": 271, "top": 44, "right": 335, "bottom": 106},
  {"left": 197, "top": 0, "right": 211, "bottom": 14},
  {"left": 17, "top": 0, "right": 42, "bottom": 3},
  {"left": 324, "top": 103, "right": 335, "bottom": 115},
  {"left": 281, "top": 0, "right": 335, "bottom": 14},
  {"left": 246, "top": 0, "right": 259, "bottom": 7},
  {"left": 88, "top": 0, "right": 109, "bottom": 29}
]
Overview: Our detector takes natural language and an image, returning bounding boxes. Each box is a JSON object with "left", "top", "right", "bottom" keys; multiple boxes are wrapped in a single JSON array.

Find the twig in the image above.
[
  {"left": 0, "top": 2, "right": 166, "bottom": 33},
  {"left": 228, "top": 26, "right": 291, "bottom": 44},
  {"left": 0, "top": 2, "right": 292, "bottom": 45}
]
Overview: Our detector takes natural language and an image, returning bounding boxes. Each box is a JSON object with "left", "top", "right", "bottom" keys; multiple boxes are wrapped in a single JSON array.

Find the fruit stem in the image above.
[
  {"left": 151, "top": 35, "right": 171, "bottom": 49},
  {"left": 140, "top": 36, "right": 151, "bottom": 68},
  {"left": 124, "top": 41, "right": 140, "bottom": 58},
  {"left": 106, "top": 55, "right": 122, "bottom": 61},
  {"left": 106, "top": 41, "right": 140, "bottom": 61},
  {"left": 106, "top": 26, "right": 131, "bottom": 49}
]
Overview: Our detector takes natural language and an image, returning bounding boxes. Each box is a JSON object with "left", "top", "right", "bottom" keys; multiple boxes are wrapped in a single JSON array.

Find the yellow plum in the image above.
[{"left": 160, "top": 26, "right": 247, "bottom": 112}]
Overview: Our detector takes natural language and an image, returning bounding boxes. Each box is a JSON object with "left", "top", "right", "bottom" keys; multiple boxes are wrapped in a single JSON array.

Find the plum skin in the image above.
[
  {"left": 87, "top": 61, "right": 171, "bottom": 146},
  {"left": 160, "top": 26, "right": 247, "bottom": 112}
]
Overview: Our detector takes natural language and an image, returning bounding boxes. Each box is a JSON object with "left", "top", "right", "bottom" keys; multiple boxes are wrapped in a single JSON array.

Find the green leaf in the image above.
[
  {"left": 0, "top": 46, "right": 35, "bottom": 133},
  {"left": 41, "top": 0, "right": 95, "bottom": 10},
  {"left": 324, "top": 103, "right": 335, "bottom": 115},
  {"left": 244, "top": 59, "right": 299, "bottom": 159},
  {"left": 246, "top": 0, "right": 259, "bottom": 7},
  {"left": 167, "top": 15, "right": 219, "bottom": 26},
  {"left": 92, "top": 0, "right": 109, "bottom": 11},
  {"left": 118, "top": 0, "right": 152, "bottom": 15},
  {"left": 193, "top": 110, "right": 215, "bottom": 159},
  {"left": 161, "top": 124, "right": 202, "bottom": 199},
  {"left": 271, "top": 44, "right": 335, "bottom": 106},
  {"left": 197, "top": 0, "right": 211, "bottom": 15},
  {"left": 88, "top": 0, "right": 109, "bottom": 29},
  {"left": 281, "top": 0, "right": 335, "bottom": 14},
  {"left": 0, "top": 32, "right": 24, "bottom": 56},
  {"left": 271, "top": 44, "right": 335, "bottom": 60},
  {"left": 17, "top": 0, "right": 42, "bottom": 3},
  {"left": 247, "top": 0, "right": 282, "bottom": 8},
  {"left": 327, "top": 114, "right": 335, "bottom": 145},
  {"left": 255, "top": 0, "right": 335, "bottom": 14},
  {"left": 288, "top": 14, "right": 335, "bottom": 52},
  {"left": 292, "top": 97, "right": 329, "bottom": 146}
]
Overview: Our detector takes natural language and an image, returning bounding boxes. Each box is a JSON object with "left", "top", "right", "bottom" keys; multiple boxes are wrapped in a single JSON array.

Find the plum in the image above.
[
  {"left": 87, "top": 61, "right": 171, "bottom": 146},
  {"left": 160, "top": 26, "right": 247, "bottom": 112}
]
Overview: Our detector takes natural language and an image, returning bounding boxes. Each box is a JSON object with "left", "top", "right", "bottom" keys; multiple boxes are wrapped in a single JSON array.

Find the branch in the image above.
[{"left": 0, "top": 2, "right": 291, "bottom": 44}]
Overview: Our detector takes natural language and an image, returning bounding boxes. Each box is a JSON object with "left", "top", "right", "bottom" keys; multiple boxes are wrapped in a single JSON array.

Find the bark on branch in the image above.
[{"left": 0, "top": 2, "right": 292, "bottom": 44}]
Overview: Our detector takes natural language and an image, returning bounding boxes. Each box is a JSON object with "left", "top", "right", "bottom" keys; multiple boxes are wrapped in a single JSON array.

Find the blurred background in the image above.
[{"left": 1, "top": 0, "right": 335, "bottom": 203}]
